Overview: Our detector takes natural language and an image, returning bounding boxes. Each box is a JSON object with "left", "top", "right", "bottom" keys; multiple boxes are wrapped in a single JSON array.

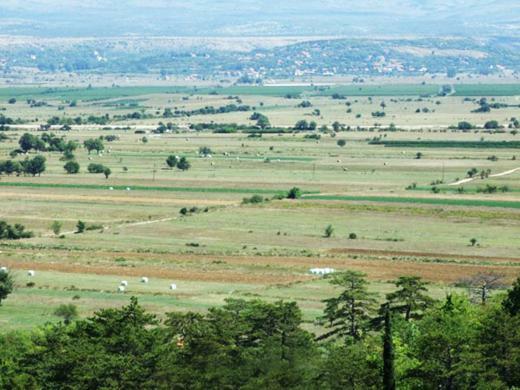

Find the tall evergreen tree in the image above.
[
  {"left": 319, "top": 271, "right": 378, "bottom": 341},
  {"left": 386, "top": 276, "right": 434, "bottom": 321},
  {"left": 382, "top": 305, "right": 396, "bottom": 390}
]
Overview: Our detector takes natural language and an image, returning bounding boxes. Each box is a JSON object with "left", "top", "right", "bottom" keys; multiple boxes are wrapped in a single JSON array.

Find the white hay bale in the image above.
[
  {"left": 28, "top": 270, "right": 35, "bottom": 277},
  {"left": 120, "top": 280, "right": 128, "bottom": 287},
  {"left": 0, "top": 266, "right": 7, "bottom": 273},
  {"left": 126, "top": 187, "right": 131, "bottom": 191},
  {"left": 109, "top": 187, "right": 114, "bottom": 191},
  {"left": 141, "top": 277, "right": 149, "bottom": 284},
  {"left": 309, "top": 268, "right": 335, "bottom": 276},
  {"left": 210, "top": 162, "right": 215, "bottom": 166},
  {"left": 118, "top": 286, "right": 126, "bottom": 293},
  {"left": 169, "top": 283, "right": 177, "bottom": 290}
]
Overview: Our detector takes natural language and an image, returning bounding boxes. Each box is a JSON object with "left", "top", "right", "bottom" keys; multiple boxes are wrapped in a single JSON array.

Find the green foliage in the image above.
[
  {"left": 87, "top": 163, "right": 106, "bottom": 174},
  {"left": 320, "top": 271, "right": 378, "bottom": 341},
  {"left": 63, "top": 160, "right": 80, "bottom": 174},
  {"left": 177, "top": 157, "right": 191, "bottom": 171},
  {"left": 51, "top": 221, "right": 62, "bottom": 236},
  {"left": 83, "top": 138, "right": 104, "bottom": 154},
  {"left": 54, "top": 304, "right": 79, "bottom": 325},
  {"left": 503, "top": 277, "right": 520, "bottom": 316},
  {"left": 382, "top": 307, "right": 396, "bottom": 390},
  {"left": 103, "top": 167, "right": 112, "bottom": 179},
  {"left": 21, "top": 155, "right": 46, "bottom": 176},
  {"left": 76, "top": 220, "right": 86, "bottom": 234},
  {"left": 0, "top": 270, "right": 14, "bottom": 305},
  {"left": 0, "top": 220, "right": 33, "bottom": 240},
  {"left": 242, "top": 195, "right": 266, "bottom": 204},
  {"left": 166, "top": 155, "right": 178, "bottom": 168},
  {"left": 287, "top": 187, "right": 302, "bottom": 199},
  {"left": 386, "top": 276, "right": 434, "bottom": 321},
  {"left": 324, "top": 224, "right": 334, "bottom": 238}
]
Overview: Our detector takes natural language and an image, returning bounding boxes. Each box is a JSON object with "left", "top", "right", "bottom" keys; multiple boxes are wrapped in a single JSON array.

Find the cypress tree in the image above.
[{"left": 383, "top": 305, "right": 396, "bottom": 390}]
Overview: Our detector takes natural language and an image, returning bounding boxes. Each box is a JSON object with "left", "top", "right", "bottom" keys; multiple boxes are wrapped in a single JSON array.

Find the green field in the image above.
[{"left": 0, "top": 85, "right": 519, "bottom": 332}]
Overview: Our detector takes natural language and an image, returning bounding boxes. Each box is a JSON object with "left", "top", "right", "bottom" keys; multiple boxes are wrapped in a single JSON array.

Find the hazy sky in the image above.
[{"left": 0, "top": 1, "right": 517, "bottom": 37}]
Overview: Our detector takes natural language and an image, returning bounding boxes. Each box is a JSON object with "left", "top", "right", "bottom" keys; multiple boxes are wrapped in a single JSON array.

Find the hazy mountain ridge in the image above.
[
  {"left": 0, "top": 36, "right": 518, "bottom": 79},
  {"left": 0, "top": 0, "right": 518, "bottom": 37}
]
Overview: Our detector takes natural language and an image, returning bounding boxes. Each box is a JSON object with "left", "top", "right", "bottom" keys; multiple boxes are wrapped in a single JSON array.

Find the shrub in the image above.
[
  {"left": 287, "top": 187, "right": 302, "bottom": 199},
  {"left": 324, "top": 225, "right": 334, "bottom": 238},
  {"left": 64, "top": 161, "right": 80, "bottom": 174},
  {"left": 87, "top": 163, "right": 105, "bottom": 174}
]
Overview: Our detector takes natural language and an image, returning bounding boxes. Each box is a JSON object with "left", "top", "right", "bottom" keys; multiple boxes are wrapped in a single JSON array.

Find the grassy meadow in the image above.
[{"left": 0, "top": 84, "right": 519, "bottom": 331}]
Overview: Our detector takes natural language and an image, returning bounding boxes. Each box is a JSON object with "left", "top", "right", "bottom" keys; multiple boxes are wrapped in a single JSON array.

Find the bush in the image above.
[
  {"left": 0, "top": 220, "right": 33, "bottom": 240},
  {"left": 242, "top": 195, "right": 265, "bottom": 204},
  {"left": 349, "top": 233, "right": 357, "bottom": 239},
  {"left": 287, "top": 187, "right": 302, "bottom": 199},
  {"left": 64, "top": 161, "right": 80, "bottom": 174},
  {"left": 87, "top": 163, "right": 105, "bottom": 174},
  {"left": 76, "top": 220, "right": 86, "bottom": 234},
  {"left": 337, "top": 139, "right": 347, "bottom": 147},
  {"left": 324, "top": 225, "right": 334, "bottom": 238},
  {"left": 54, "top": 304, "right": 79, "bottom": 324}
]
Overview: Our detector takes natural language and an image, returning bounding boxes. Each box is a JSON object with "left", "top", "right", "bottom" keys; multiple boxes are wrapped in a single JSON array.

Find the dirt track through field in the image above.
[{"left": 449, "top": 167, "right": 520, "bottom": 186}]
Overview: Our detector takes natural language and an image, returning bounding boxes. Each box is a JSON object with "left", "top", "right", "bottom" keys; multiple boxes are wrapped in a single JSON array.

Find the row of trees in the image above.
[
  {"left": 0, "top": 271, "right": 518, "bottom": 388},
  {"left": 0, "top": 156, "right": 46, "bottom": 176}
]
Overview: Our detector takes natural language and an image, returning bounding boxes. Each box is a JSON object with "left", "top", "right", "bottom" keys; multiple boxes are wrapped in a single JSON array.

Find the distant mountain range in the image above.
[
  {"left": 1, "top": 36, "right": 518, "bottom": 79},
  {"left": 0, "top": 0, "right": 518, "bottom": 37}
]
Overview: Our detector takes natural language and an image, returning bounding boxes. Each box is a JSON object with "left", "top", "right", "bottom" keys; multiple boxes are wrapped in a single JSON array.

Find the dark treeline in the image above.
[
  {"left": 163, "top": 104, "right": 251, "bottom": 118},
  {"left": 0, "top": 272, "right": 519, "bottom": 389}
]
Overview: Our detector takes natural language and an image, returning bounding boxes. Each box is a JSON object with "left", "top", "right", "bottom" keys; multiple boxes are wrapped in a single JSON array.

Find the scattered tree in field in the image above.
[
  {"left": 51, "top": 221, "right": 63, "bottom": 236},
  {"left": 386, "top": 276, "right": 434, "bottom": 321},
  {"left": 294, "top": 120, "right": 317, "bottom": 131},
  {"left": 0, "top": 220, "right": 33, "bottom": 240},
  {"left": 0, "top": 270, "right": 14, "bottom": 306},
  {"left": 87, "top": 163, "right": 106, "bottom": 174},
  {"left": 83, "top": 138, "right": 104, "bottom": 155},
  {"left": 166, "top": 155, "right": 178, "bottom": 169},
  {"left": 64, "top": 160, "right": 80, "bottom": 174},
  {"left": 470, "top": 238, "right": 478, "bottom": 246},
  {"left": 457, "top": 121, "right": 473, "bottom": 130},
  {"left": 415, "top": 152, "right": 423, "bottom": 159},
  {"left": 22, "top": 155, "right": 46, "bottom": 176},
  {"left": 484, "top": 120, "right": 500, "bottom": 129},
  {"left": 337, "top": 139, "right": 347, "bottom": 147},
  {"left": 324, "top": 224, "right": 334, "bottom": 238},
  {"left": 177, "top": 157, "right": 191, "bottom": 171},
  {"left": 199, "top": 146, "right": 213, "bottom": 156},
  {"left": 54, "top": 304, "right": 79, "bottom": 325},
  {"left": 467, "top": 167, "right": 478, "bottom": 178},
  {"left": 76, "top": 220, "right": 86, "bottom": 234},
  {"left": 7, "top": 98, "right": 16, "bottom": 104},
  {"left": 0, "top": 160, "right": 22, "bottom": 176},
  {"left": 103, "top": 167, "right": 111, "bottom": 179},
  {"left": 287, "top": 187, "right": 302, "bottom": 199},
  {"left": 319, "top": 271, "right": 377, "bottom": 341}
]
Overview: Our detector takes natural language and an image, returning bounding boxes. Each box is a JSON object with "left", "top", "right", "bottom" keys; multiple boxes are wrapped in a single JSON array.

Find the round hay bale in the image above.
[{"left": 169, "top": 283, "right": 177, "bottom": 290}]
